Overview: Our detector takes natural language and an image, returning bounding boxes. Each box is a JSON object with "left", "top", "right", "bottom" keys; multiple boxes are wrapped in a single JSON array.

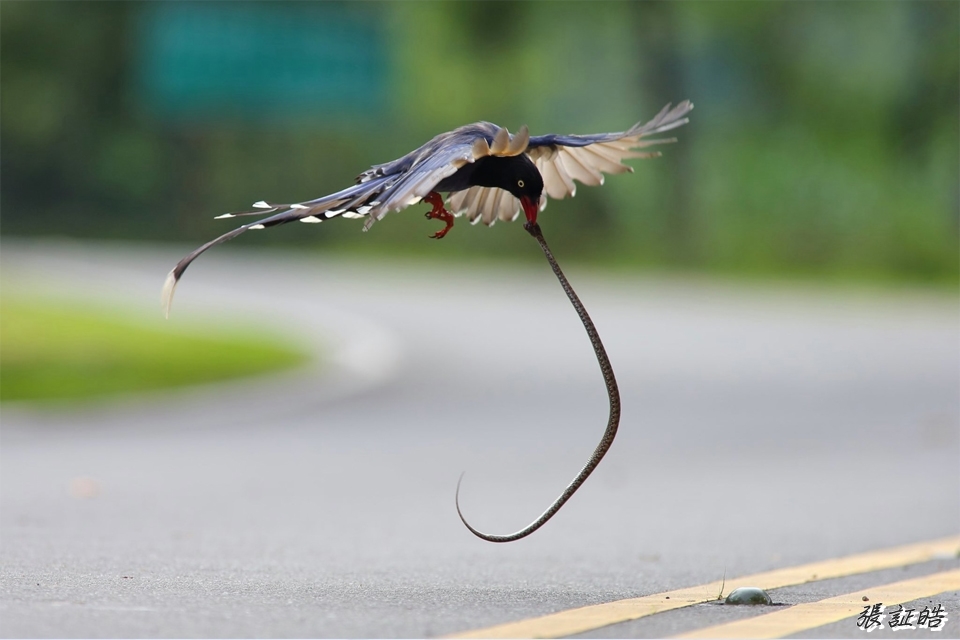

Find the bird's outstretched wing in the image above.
[
  {"left": 358, "top": 121, "right": 531, "bottom": 227},
  {"left": 445, "top": 101, "right": 693, "bottom": 227},
  {"left": 525, "top": 100, "right": 693, "bottom": 202},
  {"left": 162, "top": 122, "right": 530, "bottom": 316}
]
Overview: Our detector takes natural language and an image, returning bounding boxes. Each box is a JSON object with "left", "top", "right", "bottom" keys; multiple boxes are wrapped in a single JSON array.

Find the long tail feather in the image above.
[
  {"left": 161, "top": 207, "right": 329, "bottom": 318},
  {"left": 162, "top": 176, "right": 393, "bottom": 317},
  {"left": 161, "top": 225, "right": 251, "bottom": 318}
]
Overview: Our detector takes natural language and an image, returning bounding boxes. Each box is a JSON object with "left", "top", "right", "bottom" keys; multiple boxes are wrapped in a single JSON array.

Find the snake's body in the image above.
[{"left": 455, "top": 222, "right": 622, "bottom": 543}]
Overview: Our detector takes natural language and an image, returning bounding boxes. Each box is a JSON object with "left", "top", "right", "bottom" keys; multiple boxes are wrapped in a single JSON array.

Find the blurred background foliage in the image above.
[{"left": 2, "top": 1, "right": 957, "bottom": 283}]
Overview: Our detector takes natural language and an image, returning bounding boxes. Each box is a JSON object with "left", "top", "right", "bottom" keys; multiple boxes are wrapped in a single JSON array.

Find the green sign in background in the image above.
[{"left": 135, "top": 3, "right": 387, "bottom": 121}]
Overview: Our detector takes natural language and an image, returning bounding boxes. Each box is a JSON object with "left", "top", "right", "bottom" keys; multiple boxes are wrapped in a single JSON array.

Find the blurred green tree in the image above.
[{"left": 1, "top": 1, "right": 956, "bottom": 282}]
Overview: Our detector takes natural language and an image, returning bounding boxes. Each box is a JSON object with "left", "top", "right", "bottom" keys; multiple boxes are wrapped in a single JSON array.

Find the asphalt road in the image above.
[{"left": 1, "top": 239, "right": 957, "bottom": 638}]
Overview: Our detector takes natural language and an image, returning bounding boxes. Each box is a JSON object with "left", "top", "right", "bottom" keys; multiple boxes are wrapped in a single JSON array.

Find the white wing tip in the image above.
[
  {"left": 214, "top": 213, "right": 235, "bottom": 219},
  {"left": 252, "top": 200, "right": 271, "bottom": 209},
  {"left": 161, "top": 270, "right": 178, "bottom": 319}
]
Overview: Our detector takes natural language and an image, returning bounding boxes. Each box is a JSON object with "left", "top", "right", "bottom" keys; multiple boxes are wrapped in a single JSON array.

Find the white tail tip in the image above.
[{"left": 161, "top": 270, "right": 178, "bottom": 319}]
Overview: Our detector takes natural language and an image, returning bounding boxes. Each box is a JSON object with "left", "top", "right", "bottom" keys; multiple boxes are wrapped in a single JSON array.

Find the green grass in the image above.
[{"left": 0, "top": 296, "right": 310, "bottom": 403}]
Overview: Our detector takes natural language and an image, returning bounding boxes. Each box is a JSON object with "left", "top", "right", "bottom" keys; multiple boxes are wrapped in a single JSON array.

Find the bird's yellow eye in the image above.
[{"left": 518, "top": 179, "right": 525, "bottom": 188}]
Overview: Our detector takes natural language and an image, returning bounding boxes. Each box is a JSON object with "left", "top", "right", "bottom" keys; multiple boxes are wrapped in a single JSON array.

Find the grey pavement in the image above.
[{"left": 1, "top": 239, "right": 958, "bottom": 638}]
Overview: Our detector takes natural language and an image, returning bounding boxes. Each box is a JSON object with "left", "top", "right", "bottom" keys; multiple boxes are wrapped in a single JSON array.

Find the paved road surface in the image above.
[{"left": 2, "top": 240, "right": 957, "bottom": 637}]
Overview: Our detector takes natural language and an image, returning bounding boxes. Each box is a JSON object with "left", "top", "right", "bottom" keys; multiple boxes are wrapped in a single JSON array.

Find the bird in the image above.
[
  {"left": 162, "top": 100, "right": 693, "bottom": 316},
  {"left": 160, "top": 101, "right": 693, "bottom": 543}
]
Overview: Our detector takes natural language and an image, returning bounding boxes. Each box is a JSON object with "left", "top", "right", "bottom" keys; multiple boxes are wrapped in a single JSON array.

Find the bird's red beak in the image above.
[{"left": 520, "top": 196, "right": 538, "bottom": 225}]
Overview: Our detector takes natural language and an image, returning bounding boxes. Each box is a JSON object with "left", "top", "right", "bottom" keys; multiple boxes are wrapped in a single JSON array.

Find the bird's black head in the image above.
[
  {"left": 471, "top": 154, "right": 544, "bottom": 224},
  {"left": 506, "top": 160, "right": 544, "bottom": 224}
]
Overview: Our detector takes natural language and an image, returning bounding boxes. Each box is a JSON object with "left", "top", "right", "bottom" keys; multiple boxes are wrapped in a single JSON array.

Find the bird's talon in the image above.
[{"left": 423, "top": 191, "right": 454, "bottom": 239}]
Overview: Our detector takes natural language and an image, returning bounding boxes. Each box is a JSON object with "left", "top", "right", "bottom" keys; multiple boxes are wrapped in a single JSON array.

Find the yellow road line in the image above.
[
  {"left": 446, "top": 536, "right": 959, "bottom": 639},
  {"left": 675, "top": 568, "right": 960, "bottom": 639}
]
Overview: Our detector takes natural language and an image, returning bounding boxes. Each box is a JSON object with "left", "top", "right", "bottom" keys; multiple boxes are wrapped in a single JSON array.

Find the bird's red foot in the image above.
[{"left": 423, "top": 191, "right": 454, "bottom": 239}]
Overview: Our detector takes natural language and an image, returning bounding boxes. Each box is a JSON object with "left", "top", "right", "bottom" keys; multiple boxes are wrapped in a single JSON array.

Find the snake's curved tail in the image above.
[{"left": 456, "top": 221, "right": 621, "bottom": 543}]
